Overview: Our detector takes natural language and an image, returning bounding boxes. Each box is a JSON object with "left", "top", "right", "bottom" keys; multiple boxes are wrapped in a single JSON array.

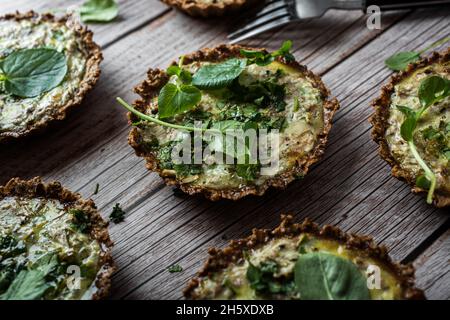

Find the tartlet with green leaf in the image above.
[
  {"left": 0, "top": 11, "right": 102, "bottom": 143},
  {"left": 162, "top": 0, "right": 260, "bottom": 17},
  {"left": 120, "top": 42, "right": 339, "bottom": 201},
  {"left": 184, "top": 215, "right": 425, "bottom": 300},
  {"left": 371, "top": 48, "right": 450, "bottom": 207},
  {"left": 0, "top": 177, "right": 114, "bottom": 300}
]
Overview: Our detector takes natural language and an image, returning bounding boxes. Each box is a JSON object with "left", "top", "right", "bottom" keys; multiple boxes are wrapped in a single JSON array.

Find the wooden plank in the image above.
[
  {"left": 112, "top": 8, "right": 450, "bottom": 299},
  {"left": 0, "top": 1, "right": 448, "bottom": 300},
  {"left": 0, "top": 0, "right": 170, "bottom": 47},
  {"left": 414, "top": 230, "right": 450, "bottom": 300}
]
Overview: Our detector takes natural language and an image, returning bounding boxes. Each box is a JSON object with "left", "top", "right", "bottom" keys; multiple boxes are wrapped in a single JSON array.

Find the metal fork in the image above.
[{"left": 228, "top": 0, "right": 450, "bottom": 43}]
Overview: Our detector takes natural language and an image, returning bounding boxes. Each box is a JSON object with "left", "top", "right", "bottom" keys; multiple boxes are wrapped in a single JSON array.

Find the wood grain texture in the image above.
[
  {"left": 414, "top": 231, "right": 450, "bottom": 300},
  {"left": 0, "top": 1, "right": 448, "bottom": 300}
]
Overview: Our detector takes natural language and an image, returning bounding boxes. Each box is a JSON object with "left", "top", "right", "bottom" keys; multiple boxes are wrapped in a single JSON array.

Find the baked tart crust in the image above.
[
  {"left": 184, "top": 215, "right": 425, "bottom": 300},
  {"left": 128, "top": 44, "right": 339, "bottom": 201},
  {"left": 0, "top": 177, "right": 115, "bottom": 300},
  {"left": 162, "top": 0, "right": 260, "bottom": 17},
  {"left": 370, "top": 48, "right": 450, "bottom": 208},
  {"left": 0, "top": 11, "right": 102, "bottom": 143}
]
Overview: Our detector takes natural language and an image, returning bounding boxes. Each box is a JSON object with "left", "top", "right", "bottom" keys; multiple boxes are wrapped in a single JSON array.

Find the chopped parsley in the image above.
[{"left": 109, "top": 203, "right": 125, "bottom": 224}]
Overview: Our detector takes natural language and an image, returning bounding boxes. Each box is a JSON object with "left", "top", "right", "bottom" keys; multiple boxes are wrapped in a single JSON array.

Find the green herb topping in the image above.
[
  {"left": 396, "top": 75, "right": 450, "bottom": 204},
  {"left": 79, "top": 0, "right": 119, "bottom": 23},
  {"left": 385, "top": 36, "right": 450, "bottom": 71},
  {"left": 168, "top": 264, "right": 183, "bottom": 273},
  {"left": 0, "top": 48, "right": 67, "bottom": 98},
  {"left": 110, "top": 203, "right": 125, "bottom": 224}
]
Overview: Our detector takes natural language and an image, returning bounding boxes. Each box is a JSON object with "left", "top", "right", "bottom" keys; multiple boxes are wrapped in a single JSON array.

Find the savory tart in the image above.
[
  {"left": 184, "top": 215, "right": 425, "bottom": 300},
  {"left": 371, "top": 48, "right": 450, "bottom": 207},
  {"left": 0, "top": 12, "right": 102, "bottom": 143},
  {"left": 122, "top": 43, "right": 339, "bottom": 200},
  {"left": 162, "top": 0, "right": 259, "bottom": 17},
  {"left": 0, "top": 177, "right": 114, "bottom": 300}
]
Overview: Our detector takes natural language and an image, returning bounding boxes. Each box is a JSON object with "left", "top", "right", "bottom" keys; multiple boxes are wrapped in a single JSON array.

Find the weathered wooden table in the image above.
[{"left": 0, "top": 0, "right": 449, "bottom": 300}]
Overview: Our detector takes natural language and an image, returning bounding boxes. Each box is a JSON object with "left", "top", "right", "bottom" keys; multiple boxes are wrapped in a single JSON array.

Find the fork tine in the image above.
[
  {"left": 228, "top": 15, "right": 292, "bottom": 44},
  {"left": 228, "top": 5, "right": 291, "bottom": 40},
  {"left": 248, "top": 0, "right": 288, "bottom": 20}
]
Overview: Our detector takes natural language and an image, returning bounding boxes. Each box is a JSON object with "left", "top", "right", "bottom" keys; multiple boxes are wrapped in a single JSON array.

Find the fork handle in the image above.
[{"left": 365, "top": 0, "right": 450, "bottom": 10}]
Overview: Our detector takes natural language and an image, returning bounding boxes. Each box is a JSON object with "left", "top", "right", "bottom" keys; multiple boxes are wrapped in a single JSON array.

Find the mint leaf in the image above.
[
  {"left": 0, "top": 254, "right": 58, "bottom": 300},
  {"left": 192, "top": 58, "right": 247, "bottom": 89},
  {"left": 158, "top": 83, "right": 201, "bottom": 118},
  {"left": 0, "top": 48, "right": 67, "bottom": 98},
  {"left": 385, "top": 51, "right": 420, "bottom": 71},
  {"left": 80, "top": 0, "right": 118, "bottom": 23},
  {"left": 294, "top": 252, "right": 370, "bottom": 300}
]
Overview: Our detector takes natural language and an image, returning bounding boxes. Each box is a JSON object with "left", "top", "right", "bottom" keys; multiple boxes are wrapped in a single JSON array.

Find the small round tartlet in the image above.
[
  {"left": 162, "top": 0, "right": 260, "bottom": 17},
  {"left": 128, "top": 44, "right": 339, "bottom": 201},
  {"left": 371, "top": 48, "right": 450, "bottom": 207},
  {"left": 0, "top": 177, "right": 114, "bottom": 300},
  {"left": 184, "top": 215, "right": 425, "bottom": 300},
  {"left": 0, "top": 12, "right": 102, "bottom": 143}
]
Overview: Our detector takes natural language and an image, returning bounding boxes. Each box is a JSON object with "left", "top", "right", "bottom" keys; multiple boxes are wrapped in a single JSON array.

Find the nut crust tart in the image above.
[
  {"left": 127, "top": 44, "right": 339, "bottom": 201},
  {"left": 0, "top": 12, "right": 102, "bottom": 143},
  {"left": 0, "top": 177, "right": 114, "bottom": 300},
  {"left": 371, "top": 48, "right": 450, "bottom": 207},
  {"left": 184, "top": 215, "right": 425, "bottom": 300},
  {"left": 162, "top": 0, "right": 259, "bottom": 17}
]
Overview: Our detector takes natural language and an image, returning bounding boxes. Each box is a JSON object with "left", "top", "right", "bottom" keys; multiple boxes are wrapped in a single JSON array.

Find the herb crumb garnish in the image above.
[
  {"left": 93, "top": 183, "right": 100, "bottom": 195},
  {"left": 109, "top": 203, "right": 126, "bottom": 224},
  {"left": 168, "top": 264, "right": 183, "bottom": 273}
]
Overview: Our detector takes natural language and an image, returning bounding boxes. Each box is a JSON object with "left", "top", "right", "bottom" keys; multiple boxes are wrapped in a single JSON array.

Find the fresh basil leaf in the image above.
[
  {"left": 294, "top": 252, "right": 370, "bottom": 300},
  {"left": 80, "top": 0, "right": 119, "bottom": 23},
  {"left": 0, "top": 254, "right": 58, "bottom": 300},
  {"left": 0, "top": 48, "right": 67, "bottom": 98},
  {"left": 385, "top": 51, "right": 420, "bottom": 71},
  {"left": 418, "top": 75, "right": 450, "bottom": 108},
  {"left": 416, "top": 175, "right": 431, "bottom": 189},
  {"left": 158, "top": 83, "right": 201, "bottom": 118},
  {"left": 192, "top": 58, "right": 247, "bottom": 89},
  {"left": 211, "top": 120, "right": 243, "bottom": 132}
]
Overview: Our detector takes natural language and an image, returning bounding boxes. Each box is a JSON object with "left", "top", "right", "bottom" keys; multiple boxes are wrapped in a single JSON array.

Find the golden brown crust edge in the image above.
[
  {"left": 161, "top": 0, "right": 259, "bottom": 17},
  {"left": 183, "top": 214, "right": 425, "bottom": 300},
  {"left": 0, "top": 177, "right": 115, "bottom": 300},
  {"left": 128, "top": 44, "right": 340, "bottom": 201},
  {"left": 370, "top": 48, "right": 450, "bottom": 208},
  {"left": 0, "top": 11, "right": 103, "bottom": 144}
]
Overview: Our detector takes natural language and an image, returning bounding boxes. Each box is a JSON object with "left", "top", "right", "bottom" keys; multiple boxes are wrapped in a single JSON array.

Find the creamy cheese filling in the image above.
[
  {"left": 138, "top": 61, "right": 324, "bottom": 189},
  {"left": 0, "top": 18, "right": 88, "bottom": 134},
  {"left": 192, "top": 236, "right": 403, "bottom": 300},
  {"left": 0, "top": 197, "right": 103, "bottom": 300},
  {"left": 386, "top": 62, "right": 450, "bottom": 194}
]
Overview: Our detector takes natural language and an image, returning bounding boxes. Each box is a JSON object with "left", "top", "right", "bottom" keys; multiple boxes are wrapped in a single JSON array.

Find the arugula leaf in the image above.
[
  {"left": 236, "top": 163, "right": 260, "bottom": 181},
  {"left": 79, "top": 0, "right": 119, "bottom": 23},
  {"left": 158, "top": 83, "right": 201, "bottom": 118},
  {"left": 385, "top": 52, "right": 420, "bottom": 71},
  {"left": 294, "top": 252, "right": 370, "bottom": 300},
  {"left": 0, "top": 254, "right": 58, "bottom": 300},
  {"left": 110, "top": 203, "right": 125, "bottom": 224},
  {"left": 0, "top": 48, "right": 67, "bottom": 98},
  {"left": 192, "top": 58, "right": 247, "bottom": 89}
]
